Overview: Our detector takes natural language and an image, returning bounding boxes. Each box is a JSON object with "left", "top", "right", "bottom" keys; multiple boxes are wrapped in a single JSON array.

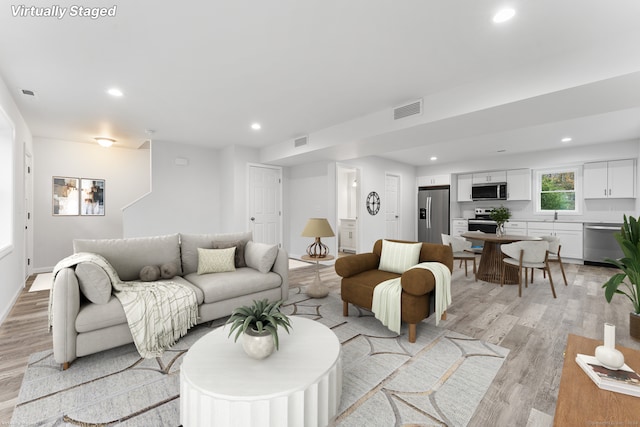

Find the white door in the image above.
[
  {"left": 248, "top": 165, "right": 282, "bottom": 246},
  {"left": 24, "top": 153, "right": 33, "bottom": 280},
  {"left": 385, "top": 173, "right": 400, "bottom": 239}
]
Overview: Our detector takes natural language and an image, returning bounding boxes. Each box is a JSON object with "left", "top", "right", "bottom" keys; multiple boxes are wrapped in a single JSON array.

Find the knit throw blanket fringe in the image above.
[
  {"left": 49, "top": 252, "right": 199, "bottom": 358},
  {"left": 372, "top": 262, "right": 452, "bottom": 334}
]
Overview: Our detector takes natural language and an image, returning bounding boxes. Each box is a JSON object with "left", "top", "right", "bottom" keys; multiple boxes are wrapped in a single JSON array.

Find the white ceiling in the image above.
[{"left": 1, "top": 1, "right": 640, "bottom": 166}]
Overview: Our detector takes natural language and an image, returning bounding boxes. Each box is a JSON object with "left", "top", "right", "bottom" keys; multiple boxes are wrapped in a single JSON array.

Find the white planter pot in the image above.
[{"left": 242, "top": 329, "right": 275, "bottom": 360}]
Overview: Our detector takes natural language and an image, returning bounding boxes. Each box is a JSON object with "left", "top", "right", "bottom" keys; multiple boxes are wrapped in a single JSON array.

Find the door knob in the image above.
[{"left": 250, "top": 217, "right": 255, "bottom": 221}]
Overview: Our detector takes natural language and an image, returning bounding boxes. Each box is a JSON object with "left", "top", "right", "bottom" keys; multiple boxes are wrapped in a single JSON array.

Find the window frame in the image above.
[{"left": 534, "top": 166, "right": 582, "bottom": 215}]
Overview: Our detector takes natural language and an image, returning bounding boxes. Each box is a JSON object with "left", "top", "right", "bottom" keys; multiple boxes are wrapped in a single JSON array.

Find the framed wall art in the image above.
[
  {"left": 80, "top": 178, "right": 105, "bottom": 216},
  {"left": 52, "top": 177, "right": 80, "bottom": 216}
]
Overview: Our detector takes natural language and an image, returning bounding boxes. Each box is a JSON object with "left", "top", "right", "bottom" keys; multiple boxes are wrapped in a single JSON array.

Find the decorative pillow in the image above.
[
  {"left": 378, "top": 240, "right": 422, "bottom": 274},
  {"left": 75, "top": 262, "right": 112, "bottom": 304},
  {"left": 212, "top": 240, "right": 247, "bottom": 268},
  {"left": 140, "top": 265, "right": 161, "bottom": 282},
  {"left": 244, "top": 241, "right": 278, "bottom": 274},
  {"left": 160, "top": 262, "right": 178, "bottom": 279},
  {"left": 197, "top": 247, "right": 236, "bottom": 275}
]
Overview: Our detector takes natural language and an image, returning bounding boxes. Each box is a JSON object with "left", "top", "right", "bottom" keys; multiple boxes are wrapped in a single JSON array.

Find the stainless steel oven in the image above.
[{"left": 468, "top": 208, "right": 497, "bottom": 233}]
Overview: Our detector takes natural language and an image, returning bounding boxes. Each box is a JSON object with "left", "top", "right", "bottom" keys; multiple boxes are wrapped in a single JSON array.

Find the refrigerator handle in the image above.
[{"left": 426, "top": 196, "right": 431, "bottom": 229}]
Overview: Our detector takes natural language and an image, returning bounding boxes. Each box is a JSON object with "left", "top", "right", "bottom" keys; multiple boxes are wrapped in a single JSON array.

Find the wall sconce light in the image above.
[{"left": 95, "top": 137, "right": 115, "bottom": 147}]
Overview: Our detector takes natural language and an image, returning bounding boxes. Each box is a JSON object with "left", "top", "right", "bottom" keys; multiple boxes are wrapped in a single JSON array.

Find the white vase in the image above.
[
  {"left": 242, "top": 329, "right": 275, "bottom": 360},
  {"left": 595, "top": 323, "right": 625, "bottom": 370}
]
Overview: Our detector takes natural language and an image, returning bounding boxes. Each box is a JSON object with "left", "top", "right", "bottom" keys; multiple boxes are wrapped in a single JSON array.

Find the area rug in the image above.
[
  {"left": 11, "top": 289, "right": 508, "bottom": 426},
  {"left": 29, "top": 272, "right": 53, "bottom": 292}
]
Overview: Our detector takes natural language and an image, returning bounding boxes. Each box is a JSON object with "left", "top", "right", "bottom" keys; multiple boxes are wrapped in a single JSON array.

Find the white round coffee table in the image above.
[{"left": 180, "top": 316, "right": 342, "bottom": 427}]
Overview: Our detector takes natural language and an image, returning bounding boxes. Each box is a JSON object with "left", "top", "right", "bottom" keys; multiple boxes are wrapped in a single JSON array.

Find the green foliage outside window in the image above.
[{"left": 540, "top": 172, "right": 575, "bottom": 210}]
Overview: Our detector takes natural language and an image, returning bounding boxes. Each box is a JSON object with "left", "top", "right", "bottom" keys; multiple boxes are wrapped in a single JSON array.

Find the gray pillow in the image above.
[
  {"left": 244, "top": 241, "right": 278, "bottom": 274},
  {"left": 140, "top": 265, "right": 161, "bottom": 282},
  {"left": 160, "top": 262, "right": 178, "bottom": 279},
  {"left": 212, "top": 239, "right": 247, "bottom": 268},
  {"left": 75, "top": 262, "right": 112, "bottom": 304}
]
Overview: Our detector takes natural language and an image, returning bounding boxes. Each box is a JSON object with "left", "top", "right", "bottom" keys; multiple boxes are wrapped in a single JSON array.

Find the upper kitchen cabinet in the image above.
[
  {"left": 457, "top": 173, "right": 473, "bottom": 202},
  {"left": 472, "top": 170, "right": 506, "bottom": 184},
  {"left": 506, "top": 168, "right": 531, "bottom": 200},
  {"left": 584, "top": 159, "right": 636, "bottom": 199},
  {"left": 418, "top": 174, "right": 450, "bottom": 187}
]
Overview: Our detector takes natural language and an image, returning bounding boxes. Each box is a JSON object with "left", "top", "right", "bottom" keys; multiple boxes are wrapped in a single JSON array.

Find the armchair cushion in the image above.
[
  {"left": 379, "top": 240, "right": 422, "bottom": 274},
  {"left": 334, "top": 253, "right": 380, "bottom": 278}
]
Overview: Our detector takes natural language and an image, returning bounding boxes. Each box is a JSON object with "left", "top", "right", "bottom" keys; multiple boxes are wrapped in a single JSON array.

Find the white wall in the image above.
[
  {"left": 123, "top": 140, "right": 219, "bottom": 238},
  {"left": 0, "top": 76, "right": 33, "bottom": 324},
  {"left": 285, "top": 156, "right": 417, "bottom": 258},
  {"left": 33, "top": 138, "right": 150, "bottom": 270},
  {"left": 417, "top": 139, "right": 640, "bottom": 223}
]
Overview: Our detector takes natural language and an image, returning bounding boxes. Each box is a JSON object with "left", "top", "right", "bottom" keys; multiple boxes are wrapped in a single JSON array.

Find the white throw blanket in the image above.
[
  {"left": 371, "top": 262, "right": 452, "bottom": 334},
  {"left": 49, "top": 252, "right": 199, "bottom": 358}
]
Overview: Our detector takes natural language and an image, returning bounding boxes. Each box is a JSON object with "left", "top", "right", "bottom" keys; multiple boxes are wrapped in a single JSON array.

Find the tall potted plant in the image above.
[
  {"left": 602, "top": 215, "right": 640, "bottom": 339},
  {"left": 226, "top": 299, "right": 292, "bottom": 359},
  {"left": 490, "top": 205, "right": 511, "bottom": 237}
]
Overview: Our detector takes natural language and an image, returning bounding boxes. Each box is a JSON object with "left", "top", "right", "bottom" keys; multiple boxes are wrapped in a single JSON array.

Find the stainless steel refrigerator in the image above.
[{"left": 418, "top": 186, "right": 450, "bottom": 244}]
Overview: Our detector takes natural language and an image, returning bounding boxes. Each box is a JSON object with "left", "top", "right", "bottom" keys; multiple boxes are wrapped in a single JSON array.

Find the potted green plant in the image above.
[
  {"left": 226, "top": 299, "right": 292, "bottom": 359},
  {"left": 602, "top": 215, "right": 640, "bottom": 340},
  {"left": 490, "top": 205, "right": 511, "bottom": 236}
]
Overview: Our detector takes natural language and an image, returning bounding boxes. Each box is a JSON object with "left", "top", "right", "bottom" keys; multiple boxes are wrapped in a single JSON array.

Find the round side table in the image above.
[{"left": 301, "top": 254, "right": 334, "bottom": 298}]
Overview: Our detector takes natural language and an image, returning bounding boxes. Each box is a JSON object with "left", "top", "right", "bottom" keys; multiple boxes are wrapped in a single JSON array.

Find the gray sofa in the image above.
[{"left": 51, "top": 231, "right": 288, "bottom": 369}]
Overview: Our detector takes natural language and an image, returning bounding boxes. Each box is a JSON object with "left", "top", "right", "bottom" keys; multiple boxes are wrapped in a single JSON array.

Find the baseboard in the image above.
[
  {"left": 0, "top": 282, "right": 24, "bottom": 327},
  {"left": 33, "top": 266, "right": 54, "bottom": 274}
]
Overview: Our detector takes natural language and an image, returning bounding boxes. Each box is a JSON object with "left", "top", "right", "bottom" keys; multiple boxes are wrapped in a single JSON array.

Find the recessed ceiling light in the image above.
[
  {"left": 430, "top": 156, "right": 437, "bottom": 161},
  {"left": 95, "top": 137, "right": 115, "bottom": 147},
  {"left": 493, "top": 8, "right": 516, "bottom": 23},
  {"left": 561, "top": 137, "right": 572, "bottom": 143},
  {"left": 251, "top": 123, "right": 261, "bottom": 130},
  {"left": 107, "top": 88, "right": 123, "bottom": 97}
]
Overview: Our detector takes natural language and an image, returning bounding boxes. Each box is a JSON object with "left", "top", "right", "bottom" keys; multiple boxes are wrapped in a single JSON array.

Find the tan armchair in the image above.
[{"left": 335, "top": 239, "right": 453, "bottom": 342}]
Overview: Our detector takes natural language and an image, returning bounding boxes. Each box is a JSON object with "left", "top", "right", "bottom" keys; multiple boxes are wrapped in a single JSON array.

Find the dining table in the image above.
[{"left": 460, "top": 231, "right": 542, "bottom": 284}]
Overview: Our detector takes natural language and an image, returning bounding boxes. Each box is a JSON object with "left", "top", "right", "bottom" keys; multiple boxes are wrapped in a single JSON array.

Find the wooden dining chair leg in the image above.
[
  {"left": 518, "top": 264, "right": 523, "bottom": 297},
  {"left": 464, "top": 259, "right": 468, "bottom": 276},
  {"left": 558, "top": 254, "right": 568, "bottom": 286},
  {"left": 473, "top": 257, "right": 477, "bottom": 282},
  {"left": 546, "top": 262, "right": 557, "bottom": 298},
  {"left": 524, "top": 268, "right": 529, "bottom": 288}
]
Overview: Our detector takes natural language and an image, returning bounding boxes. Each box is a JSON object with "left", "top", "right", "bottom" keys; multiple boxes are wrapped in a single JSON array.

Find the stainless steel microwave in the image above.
[{"left": 471, "top": 183, "right": 507, "bottom": 201}]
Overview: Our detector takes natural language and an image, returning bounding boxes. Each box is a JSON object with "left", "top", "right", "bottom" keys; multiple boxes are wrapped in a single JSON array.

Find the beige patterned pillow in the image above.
[
  {"left": 378, "top": 240, "right": 422, "bottom": 274},
  {"left": 197, "top": 247, "right": 236, "bottom": 275}
]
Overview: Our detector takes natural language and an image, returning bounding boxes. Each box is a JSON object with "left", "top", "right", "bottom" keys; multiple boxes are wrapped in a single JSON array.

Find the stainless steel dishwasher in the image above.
[{"left": 583, "top": 223, "right": 624, "bottom": 266}]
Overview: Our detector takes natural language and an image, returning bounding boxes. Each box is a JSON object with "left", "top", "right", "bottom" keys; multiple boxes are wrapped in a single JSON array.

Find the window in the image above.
[
  {"left": 535, "top": 167, "right": 581, "bottom": 214},
  {"left": 0, "top": 106, "right": 14, "bottom": 259}
]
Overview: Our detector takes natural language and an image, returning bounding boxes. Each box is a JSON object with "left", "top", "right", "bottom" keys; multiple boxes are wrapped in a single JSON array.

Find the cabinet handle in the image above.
[
  {"left": 609, "top": 188, "right": 612, "bottom": 196},
  {"left": 604, "top": 189, "right": 607, "bottom": 196}
]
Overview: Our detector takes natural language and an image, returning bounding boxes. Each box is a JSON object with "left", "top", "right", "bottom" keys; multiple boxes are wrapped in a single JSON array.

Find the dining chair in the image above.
[
  {"left": 538, "top": 235, "right": 568, "bottom": 286},
  {"left": 500, "top": 240, "right": 556, "bottom": 298},
  {"left": 441, "top": 234, "right": 477, "bottom": 281}
]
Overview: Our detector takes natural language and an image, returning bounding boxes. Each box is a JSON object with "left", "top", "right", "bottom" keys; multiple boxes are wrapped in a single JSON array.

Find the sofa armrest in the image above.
[
  {"left": 401, "top": 268, "right": 436, "bottom": 296},
  {"left": 52, "top": 267, "right": 80, "bottom": 367},
  {"left": 272, "top": 248, "right": 289, "bottom": 300},
  {"left": 335, "top": 253, "right": 380, "bottom": 278}
]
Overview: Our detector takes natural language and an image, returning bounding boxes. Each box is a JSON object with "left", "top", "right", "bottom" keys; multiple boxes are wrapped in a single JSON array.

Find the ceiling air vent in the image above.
[
  {"left": 294, "top": 135, "right": 309, "bottom": 148},
  {"left": 393, "top": 99, "right": 422, "bottom": 120},
  {"left": 21, "top": 89, "right": 36, "bottom": 96}
]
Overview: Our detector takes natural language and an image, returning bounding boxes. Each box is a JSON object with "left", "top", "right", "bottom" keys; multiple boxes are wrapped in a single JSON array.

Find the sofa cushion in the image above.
[
  {"left": 140, "top": 265, "right": 161, "bottom": 282},
  {"left": 180, "top": 231, "right": 252, "bottom": 275},
  {"left": 160, "top": 262, "right": 178, "bottom": 279},
  {"left": 185, "top": 268, "right": 282, "bottom": 304},
  {"left": 197, "top": 247, "right": 236, "bottom": 274},
  {"left": 244, "top": 241, "right": 278, "bottom": 273},
  {"left": 379, "top": 240, "right": 422, "bottom": 274},
  {"left": 75, "top": 276, "right": 204, "bottom": 333},
  {"left": 212, "top": 239, "right": 247, "bottom": 268},
  {"left": 75, "top": 262, "right": 111, "bottom": 304},
  {"left": 73, "top": 234, "right": 182, "bottom": 281}
]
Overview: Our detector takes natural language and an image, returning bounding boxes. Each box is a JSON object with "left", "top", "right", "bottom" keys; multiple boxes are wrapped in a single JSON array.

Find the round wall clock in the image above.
[{"left": 366, "top": 191, "right": 380, "bottom": 215}]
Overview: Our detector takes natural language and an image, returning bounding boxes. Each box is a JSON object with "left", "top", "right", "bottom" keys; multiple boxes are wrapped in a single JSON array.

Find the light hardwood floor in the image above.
[{"left": 1, "top": 262, "right": 639, "bottom": 425}]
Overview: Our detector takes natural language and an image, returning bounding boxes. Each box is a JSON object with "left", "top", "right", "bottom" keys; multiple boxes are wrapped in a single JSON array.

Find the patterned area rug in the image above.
[{"left": 11, "top": 289, "right": 508, "bottom": 426}]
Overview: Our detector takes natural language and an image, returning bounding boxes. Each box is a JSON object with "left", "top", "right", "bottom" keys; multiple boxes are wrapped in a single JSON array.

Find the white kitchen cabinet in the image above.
[
  {"left": 472, "top": 170, "right": 506, "bottom": 184},
  {"left": 451, "top": 219, "right": 468, "bottom": 237},
  {"left": 457, "top": 174, "right": 473, "bottom": 202},
  {"left": 418, "top": 174, "right": 450, "bottom": 187},
  {"left": 584, "top": 159, "right": 636, "bottom": 199},
  {"left": 506, "top": 169, "right": 531, "bottom": 200},
  {"left": 527, "top": 221, "right": 583, "bottom": 259},
  {"left": 504, "top": 221, "right": 527, "bottom": 235},
  {"left": 339, "top": 219, "right": 357, "bottom": 253}
]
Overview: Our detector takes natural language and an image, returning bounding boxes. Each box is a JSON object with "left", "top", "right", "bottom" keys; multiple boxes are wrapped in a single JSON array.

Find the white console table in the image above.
[{"left": 180, "top": 316, "right": 342, "bottom": 427}]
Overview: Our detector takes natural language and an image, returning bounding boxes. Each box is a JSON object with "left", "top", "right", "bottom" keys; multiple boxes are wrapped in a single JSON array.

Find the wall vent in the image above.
[
  {"left": 21, "top": 89, "right": 36, "bottom": 96},
  {"left": 393, "top": 99, "right": 422, "bottom": 120},
  {"left": 294, "top": 135, "right": 309, "bottom": 148}
]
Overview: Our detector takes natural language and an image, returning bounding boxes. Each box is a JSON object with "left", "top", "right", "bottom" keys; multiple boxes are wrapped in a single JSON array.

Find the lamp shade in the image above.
[{"left": 301, "top": 218, "right": 335, "bottom": 238}]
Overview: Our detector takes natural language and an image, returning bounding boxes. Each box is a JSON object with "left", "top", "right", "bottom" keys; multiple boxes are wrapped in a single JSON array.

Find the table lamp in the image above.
[{"left": 301, "top": 218, "right": 335, "bottom": 258}]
